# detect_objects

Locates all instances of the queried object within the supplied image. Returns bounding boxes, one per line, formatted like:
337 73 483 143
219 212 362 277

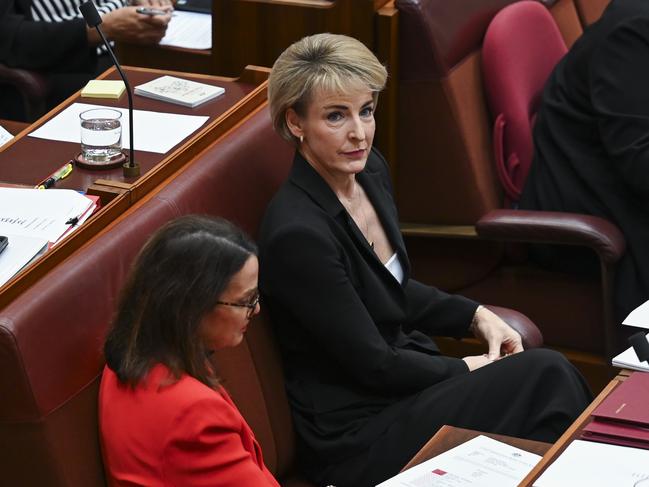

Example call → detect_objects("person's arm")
591 16 649 203
262 225 469 395
164 398 279 486
0 1 91 70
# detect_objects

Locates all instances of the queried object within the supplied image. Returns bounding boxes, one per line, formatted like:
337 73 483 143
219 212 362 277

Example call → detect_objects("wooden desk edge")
518 377 621 486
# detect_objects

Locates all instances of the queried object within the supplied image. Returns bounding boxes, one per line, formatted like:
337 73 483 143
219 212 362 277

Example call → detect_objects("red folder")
582 418 649 450
591 372 649 427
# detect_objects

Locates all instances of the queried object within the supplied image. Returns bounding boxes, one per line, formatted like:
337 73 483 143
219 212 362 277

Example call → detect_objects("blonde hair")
268 33 387 144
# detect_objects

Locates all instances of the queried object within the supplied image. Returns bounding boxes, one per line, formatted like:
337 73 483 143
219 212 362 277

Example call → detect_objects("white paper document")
0 234 48 287
534 440 649 487
0 188 93 242
376 435 541 487
612 333 649 371
28 102 209 154
623 300 649 329
160 11 211 50
0 124 14 147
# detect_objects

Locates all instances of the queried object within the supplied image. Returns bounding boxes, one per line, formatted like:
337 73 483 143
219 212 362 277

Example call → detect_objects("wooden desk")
519 372 625 486
401 371 631 484
0 65 269 309
401 425 551 472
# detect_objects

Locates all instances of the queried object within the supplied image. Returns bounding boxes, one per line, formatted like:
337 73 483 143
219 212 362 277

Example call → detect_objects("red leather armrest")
486 305 544 350
476 209 625 264
0 63 49 99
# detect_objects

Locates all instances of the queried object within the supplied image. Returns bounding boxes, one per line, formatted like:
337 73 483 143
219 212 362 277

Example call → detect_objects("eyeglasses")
216 293 260 320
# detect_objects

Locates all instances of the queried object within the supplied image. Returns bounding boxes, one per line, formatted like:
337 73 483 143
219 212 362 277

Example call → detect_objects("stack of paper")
0 234 48 287
0 188 98 286
134 76 225 108
28 102 209 154
376 435 541 487
80 80 126 100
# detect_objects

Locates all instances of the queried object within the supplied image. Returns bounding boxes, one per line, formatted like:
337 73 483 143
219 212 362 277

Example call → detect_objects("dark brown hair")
104 215 257 388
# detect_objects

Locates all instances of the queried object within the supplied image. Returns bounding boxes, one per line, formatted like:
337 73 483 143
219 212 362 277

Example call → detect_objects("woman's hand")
471 306 524 361
462 354 494 371
95 7 171 45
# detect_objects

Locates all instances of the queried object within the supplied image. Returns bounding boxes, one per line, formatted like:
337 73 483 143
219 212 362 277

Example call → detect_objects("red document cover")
582 419 649 449
591 372 649 426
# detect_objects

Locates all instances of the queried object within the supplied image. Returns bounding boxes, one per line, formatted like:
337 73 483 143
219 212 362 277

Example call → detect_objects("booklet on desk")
134 76 224 108
0 188 98 286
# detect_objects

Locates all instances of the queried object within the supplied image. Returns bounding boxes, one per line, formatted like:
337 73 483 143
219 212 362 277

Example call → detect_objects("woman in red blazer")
99 215 279 487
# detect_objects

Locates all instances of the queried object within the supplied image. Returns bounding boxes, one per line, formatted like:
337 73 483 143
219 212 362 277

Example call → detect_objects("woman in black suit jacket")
259 33 591 487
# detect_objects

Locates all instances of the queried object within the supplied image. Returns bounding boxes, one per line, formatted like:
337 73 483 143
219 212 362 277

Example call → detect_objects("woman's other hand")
471 306 524 361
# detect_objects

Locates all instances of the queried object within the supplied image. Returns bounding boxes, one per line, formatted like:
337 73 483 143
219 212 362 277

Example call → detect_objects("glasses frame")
216 294 260 320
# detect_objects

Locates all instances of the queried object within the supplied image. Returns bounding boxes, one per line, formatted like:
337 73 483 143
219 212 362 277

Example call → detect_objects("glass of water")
79 108 123 163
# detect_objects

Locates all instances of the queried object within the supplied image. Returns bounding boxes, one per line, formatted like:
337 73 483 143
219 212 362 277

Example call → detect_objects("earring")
299 135 304 144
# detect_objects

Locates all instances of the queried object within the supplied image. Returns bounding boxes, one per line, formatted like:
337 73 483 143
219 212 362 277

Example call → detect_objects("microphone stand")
79 1 140 178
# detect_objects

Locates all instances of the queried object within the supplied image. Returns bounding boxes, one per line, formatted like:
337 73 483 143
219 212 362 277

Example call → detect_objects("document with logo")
376 435 541 487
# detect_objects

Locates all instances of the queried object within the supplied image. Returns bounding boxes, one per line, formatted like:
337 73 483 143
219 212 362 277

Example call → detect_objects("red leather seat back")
483 0 567 203
0 201 177 486
0 105 297 485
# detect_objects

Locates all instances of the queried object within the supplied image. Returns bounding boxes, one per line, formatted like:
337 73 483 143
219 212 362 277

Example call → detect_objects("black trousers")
315 349 592 487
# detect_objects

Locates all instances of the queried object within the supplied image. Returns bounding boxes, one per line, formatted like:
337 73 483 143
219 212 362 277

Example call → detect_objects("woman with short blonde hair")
260 34 590 487
269 33 387 144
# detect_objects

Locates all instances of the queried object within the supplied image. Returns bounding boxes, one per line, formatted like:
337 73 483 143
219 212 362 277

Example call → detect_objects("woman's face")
287 84 376 180
198 255 259 351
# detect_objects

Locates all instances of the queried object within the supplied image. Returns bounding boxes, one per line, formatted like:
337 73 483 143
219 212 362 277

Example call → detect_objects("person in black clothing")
259 33 591 487
521 0 649 322
0 0 170 118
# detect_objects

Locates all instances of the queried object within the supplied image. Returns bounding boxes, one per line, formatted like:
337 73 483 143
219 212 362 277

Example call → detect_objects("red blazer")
99 364 280 487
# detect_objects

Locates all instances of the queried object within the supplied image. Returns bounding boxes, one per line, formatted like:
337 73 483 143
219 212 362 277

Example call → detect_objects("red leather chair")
483 0 568 204
0 63 50 122
394 0 622 389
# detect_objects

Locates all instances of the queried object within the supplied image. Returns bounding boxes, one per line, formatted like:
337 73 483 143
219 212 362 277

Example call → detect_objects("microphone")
79 1 139 177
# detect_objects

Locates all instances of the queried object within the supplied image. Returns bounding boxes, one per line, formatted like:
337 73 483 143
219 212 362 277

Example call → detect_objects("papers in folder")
0 188 97 286
28 103 209 154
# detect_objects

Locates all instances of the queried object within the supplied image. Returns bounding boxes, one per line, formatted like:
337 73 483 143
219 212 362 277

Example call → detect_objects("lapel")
288 149 411 284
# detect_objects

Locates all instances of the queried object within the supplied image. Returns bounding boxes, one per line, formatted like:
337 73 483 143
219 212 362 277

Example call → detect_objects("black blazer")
259 148 478 462
0 0 93 71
